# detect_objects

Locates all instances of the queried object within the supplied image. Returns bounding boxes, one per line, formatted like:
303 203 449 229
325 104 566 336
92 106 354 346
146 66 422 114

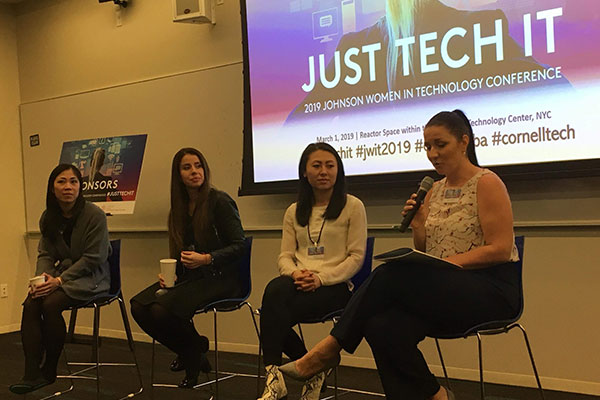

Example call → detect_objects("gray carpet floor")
1 332 596 400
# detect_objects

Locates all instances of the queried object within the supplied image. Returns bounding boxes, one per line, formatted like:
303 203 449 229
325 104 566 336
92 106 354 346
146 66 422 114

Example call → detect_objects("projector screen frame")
238 0 600 196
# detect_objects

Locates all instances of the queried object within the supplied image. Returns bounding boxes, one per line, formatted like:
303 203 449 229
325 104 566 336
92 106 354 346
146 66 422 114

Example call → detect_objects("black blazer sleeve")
210 191 245 268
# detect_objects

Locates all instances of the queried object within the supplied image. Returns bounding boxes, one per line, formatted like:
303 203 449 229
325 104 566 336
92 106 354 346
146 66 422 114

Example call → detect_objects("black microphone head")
419 176 434 192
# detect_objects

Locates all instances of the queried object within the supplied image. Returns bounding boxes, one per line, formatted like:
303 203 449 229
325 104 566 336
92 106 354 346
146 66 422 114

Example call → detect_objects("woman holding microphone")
10 164 111 394
130 148 245 388
281 110 521 400
258 142 367 400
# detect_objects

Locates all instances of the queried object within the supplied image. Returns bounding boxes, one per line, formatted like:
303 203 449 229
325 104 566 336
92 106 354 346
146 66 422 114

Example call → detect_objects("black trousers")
21 289 82 380
330 262 519 400
260 276 352 366
130 274 242 376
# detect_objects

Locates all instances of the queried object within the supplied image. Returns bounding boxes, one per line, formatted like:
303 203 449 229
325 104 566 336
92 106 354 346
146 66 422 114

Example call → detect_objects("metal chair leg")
256 337 262 397
476 332 485 400
66 309 78 343
117 296 144 399
334 366 338 399
151 339 156 398
214 308 219 399
516 324 545 400
93 305 101 400
435 338 452 391
244 303 262 397
297 323 305 344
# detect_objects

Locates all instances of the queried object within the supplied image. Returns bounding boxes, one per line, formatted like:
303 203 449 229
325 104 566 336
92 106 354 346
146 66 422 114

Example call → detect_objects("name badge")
443 188 461 203
308 246 325 256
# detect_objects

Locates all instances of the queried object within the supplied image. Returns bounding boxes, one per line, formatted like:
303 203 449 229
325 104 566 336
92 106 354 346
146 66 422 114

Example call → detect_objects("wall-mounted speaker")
172 0 216 24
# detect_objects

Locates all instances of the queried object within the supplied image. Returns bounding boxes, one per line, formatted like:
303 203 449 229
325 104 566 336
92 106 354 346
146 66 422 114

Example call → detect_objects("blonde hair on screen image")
385 0 426 89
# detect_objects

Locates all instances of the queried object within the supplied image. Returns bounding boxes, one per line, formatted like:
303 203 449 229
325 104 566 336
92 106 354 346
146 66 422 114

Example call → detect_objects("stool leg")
297 323 305 345
117 295 144 398
256 336 262 397
476 332 485 400
334 366 338 399
67 309 77 343
151 339 156 399
435 338 452 391
213 309 219 399
245 303 261 397
93 305 101 400
516 324 545 400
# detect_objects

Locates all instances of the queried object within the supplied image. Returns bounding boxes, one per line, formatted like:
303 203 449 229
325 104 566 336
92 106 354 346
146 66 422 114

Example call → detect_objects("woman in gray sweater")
10 164 110 395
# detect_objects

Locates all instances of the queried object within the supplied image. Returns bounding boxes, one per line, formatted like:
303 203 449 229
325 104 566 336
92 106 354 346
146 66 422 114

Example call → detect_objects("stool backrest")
350 236 375 292
513 235 525 320
107 239 122 296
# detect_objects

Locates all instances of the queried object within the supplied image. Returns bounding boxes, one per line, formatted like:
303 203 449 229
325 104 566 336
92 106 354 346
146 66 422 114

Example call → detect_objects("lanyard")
307 217 326 247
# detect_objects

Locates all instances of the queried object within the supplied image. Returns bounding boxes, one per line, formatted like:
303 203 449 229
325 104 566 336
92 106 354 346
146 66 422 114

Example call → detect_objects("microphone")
399 176 434 233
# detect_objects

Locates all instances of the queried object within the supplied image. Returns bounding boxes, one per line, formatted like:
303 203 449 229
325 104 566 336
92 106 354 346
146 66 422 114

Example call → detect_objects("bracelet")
57 277 63 285
207 254 214 266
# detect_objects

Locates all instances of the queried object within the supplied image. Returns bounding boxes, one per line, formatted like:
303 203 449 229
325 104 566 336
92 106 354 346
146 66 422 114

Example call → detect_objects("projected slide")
244 0 600 183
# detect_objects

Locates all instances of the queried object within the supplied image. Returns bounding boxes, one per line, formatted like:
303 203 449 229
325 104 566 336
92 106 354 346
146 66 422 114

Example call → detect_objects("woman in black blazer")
10 164 111 395
130 147 245 388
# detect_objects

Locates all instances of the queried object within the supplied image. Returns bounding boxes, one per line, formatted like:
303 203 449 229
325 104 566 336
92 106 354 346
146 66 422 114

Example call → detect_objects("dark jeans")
260 275 352 366
331 262 519 400
21 289 81 380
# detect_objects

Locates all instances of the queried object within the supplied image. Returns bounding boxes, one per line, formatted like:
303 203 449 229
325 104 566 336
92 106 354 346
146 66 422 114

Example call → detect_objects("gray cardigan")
36 201 111 301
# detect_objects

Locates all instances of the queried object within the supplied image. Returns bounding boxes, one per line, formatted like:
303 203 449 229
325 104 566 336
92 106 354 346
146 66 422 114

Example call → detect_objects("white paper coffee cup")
29 275 46 289
160 259 177 288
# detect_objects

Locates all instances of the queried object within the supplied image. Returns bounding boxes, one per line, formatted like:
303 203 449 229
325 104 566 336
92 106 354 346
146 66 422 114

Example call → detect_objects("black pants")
130 273 242 376
260 276 352 366
130 300 210 377
330 262 519 400
20 289 81 380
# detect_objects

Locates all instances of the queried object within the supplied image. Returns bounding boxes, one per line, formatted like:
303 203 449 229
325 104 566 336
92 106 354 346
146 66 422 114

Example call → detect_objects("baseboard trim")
0 324 21 334
16 326 599 397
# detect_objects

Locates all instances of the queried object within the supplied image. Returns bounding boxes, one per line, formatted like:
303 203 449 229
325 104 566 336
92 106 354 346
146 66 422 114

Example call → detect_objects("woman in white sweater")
258 142 367 400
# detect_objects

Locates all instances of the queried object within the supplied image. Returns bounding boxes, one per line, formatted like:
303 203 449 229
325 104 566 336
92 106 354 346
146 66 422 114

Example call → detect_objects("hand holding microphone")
399 176 434 232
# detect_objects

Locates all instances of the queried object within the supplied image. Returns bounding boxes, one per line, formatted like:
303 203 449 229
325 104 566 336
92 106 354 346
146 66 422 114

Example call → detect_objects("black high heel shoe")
178 375 198 389
171 352 211 373
170 356 185 372
177 352 212 389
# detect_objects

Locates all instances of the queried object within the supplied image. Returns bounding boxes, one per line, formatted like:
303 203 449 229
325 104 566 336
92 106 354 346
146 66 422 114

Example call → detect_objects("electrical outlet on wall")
0 284 7 298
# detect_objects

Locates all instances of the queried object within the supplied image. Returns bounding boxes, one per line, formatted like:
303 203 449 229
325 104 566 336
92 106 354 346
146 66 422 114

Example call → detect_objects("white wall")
0 4 30 334
9 0 600 396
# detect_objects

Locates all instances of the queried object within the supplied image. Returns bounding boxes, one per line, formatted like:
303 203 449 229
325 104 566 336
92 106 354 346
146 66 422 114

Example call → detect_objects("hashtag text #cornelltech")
491 125 575 146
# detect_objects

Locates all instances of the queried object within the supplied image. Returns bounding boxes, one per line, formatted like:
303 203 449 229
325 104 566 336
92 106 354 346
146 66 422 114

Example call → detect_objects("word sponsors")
303 67 561 114
82 180 118 190
336 124 576 161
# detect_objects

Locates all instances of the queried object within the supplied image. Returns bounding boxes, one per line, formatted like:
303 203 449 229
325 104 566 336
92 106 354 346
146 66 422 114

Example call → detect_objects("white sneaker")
299 371 326 400
258 365 288 400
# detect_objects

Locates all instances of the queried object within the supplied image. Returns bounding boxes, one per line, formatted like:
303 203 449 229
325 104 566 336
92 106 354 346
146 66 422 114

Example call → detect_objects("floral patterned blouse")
425 168 519 262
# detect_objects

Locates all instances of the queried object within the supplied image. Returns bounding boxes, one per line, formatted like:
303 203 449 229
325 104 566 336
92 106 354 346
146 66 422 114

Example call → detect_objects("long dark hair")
296 142 347 227
41 164 86 240
426 109 479 167
168 148 212 257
